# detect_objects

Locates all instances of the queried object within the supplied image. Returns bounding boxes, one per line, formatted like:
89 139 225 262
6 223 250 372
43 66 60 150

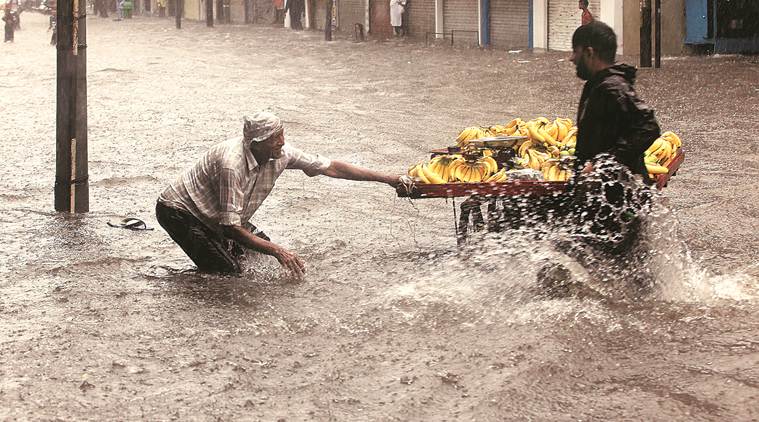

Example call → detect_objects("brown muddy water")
1 12 758 421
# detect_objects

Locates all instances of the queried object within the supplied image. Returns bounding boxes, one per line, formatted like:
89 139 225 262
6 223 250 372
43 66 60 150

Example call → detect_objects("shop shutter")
489 0 528 49
547 0 599 51
407 0 435 38
339 0 365 31
443 0 479 46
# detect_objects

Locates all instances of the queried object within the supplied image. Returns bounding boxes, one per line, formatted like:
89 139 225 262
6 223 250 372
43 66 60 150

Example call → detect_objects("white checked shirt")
159 137 331 232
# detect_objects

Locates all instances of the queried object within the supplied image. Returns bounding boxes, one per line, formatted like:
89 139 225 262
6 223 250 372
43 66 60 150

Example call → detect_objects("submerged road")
1 12 758 420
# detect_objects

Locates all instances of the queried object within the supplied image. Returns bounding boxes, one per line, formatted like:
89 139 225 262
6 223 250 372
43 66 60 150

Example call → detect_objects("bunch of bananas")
507 117 577 174
541 160 572 182
513 117 577 157
455 127 490 146
407 148 500 184
644 131 681 176
446 117 682 183
455 118 525 147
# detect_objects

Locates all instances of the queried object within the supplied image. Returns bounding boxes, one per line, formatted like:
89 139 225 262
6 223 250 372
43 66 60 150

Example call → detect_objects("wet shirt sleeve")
284 145 332 177
218 167 245 226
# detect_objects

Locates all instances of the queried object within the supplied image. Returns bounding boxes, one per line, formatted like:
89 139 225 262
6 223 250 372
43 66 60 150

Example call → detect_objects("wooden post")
640 0 652 67
206 0 213 26
55 0 89 213
175 0 181 28
324 0 332 41
654 0 661 68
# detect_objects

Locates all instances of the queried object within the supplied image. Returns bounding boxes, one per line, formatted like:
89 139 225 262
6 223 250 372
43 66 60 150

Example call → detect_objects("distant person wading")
579 0 594 25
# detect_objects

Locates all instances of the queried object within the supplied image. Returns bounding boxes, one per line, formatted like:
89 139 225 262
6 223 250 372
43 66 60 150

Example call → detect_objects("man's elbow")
221 224 243 240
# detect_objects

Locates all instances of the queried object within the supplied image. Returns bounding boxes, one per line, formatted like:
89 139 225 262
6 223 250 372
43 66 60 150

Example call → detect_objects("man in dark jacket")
535 21 661 297
571 20 660 179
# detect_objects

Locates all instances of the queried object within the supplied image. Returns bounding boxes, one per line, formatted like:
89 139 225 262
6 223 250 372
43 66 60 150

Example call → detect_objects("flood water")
1 13 759 420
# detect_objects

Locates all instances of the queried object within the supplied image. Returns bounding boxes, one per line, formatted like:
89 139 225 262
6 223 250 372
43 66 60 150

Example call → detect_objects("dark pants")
155 202 269 274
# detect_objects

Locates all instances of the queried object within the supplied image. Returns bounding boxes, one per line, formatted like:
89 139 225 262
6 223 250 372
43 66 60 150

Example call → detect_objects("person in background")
389 0 406 36
272 0 284 26
48 12 56 45
284 0 303 30
114 0 123 20
156 112 402 276
3 6 14 42
579 0 593 26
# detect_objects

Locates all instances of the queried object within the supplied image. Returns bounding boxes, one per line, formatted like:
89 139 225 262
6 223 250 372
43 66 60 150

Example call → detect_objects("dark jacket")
575 63 660 178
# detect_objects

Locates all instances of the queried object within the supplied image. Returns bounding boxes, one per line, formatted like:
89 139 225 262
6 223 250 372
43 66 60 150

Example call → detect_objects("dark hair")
572 20 617 63
579 0 589 7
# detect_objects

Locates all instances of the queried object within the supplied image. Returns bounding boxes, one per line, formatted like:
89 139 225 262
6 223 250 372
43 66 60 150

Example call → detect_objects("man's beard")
575 58 592 80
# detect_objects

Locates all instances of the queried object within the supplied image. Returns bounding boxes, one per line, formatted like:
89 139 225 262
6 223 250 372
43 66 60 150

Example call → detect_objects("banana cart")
396 137 685 244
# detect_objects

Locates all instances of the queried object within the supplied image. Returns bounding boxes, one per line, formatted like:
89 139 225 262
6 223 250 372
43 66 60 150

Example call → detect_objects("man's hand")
385 175 406 188
273 246 306 279
582 162 594 174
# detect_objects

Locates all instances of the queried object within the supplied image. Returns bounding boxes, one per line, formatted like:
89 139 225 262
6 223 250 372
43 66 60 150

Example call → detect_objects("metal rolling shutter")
490 0 529 49
407 0 435 38
547 0 599 51
230 0 244 22
339 0 365 31
444 0 479 45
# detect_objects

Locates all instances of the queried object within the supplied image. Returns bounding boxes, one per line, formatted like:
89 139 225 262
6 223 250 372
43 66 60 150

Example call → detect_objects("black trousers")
155 202 269 273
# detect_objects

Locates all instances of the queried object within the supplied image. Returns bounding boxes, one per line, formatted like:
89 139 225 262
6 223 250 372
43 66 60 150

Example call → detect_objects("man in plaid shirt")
156 111 401 277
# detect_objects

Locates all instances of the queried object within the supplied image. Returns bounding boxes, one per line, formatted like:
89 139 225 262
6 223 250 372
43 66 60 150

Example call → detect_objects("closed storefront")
252 0 275 23
407 0 435 38
444 0 478 45
490 0 529 49
229 0 246 22
370 0 393 37
548 0 599 51
339 0 365 31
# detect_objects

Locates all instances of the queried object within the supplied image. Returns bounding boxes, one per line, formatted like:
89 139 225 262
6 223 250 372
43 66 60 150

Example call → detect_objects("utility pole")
324 0 332 41
640 0 652 67
55 0 89 213
175 0 182 28
206 0 213 26
654 0 661 68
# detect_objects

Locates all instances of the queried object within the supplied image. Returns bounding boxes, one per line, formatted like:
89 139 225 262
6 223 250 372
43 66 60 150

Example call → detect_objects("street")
1 12 759 420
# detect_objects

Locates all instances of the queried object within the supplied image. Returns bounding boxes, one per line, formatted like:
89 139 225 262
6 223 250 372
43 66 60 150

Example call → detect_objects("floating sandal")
107 217 154 231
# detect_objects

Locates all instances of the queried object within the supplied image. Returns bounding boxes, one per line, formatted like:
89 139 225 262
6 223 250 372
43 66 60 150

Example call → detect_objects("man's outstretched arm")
321 160 401 187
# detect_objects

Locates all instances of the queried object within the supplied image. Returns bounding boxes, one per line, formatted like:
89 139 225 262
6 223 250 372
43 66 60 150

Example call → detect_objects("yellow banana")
661 131 682 148
505 118 523 129
517 139 533 157
525 122 546 143
481 156 498 174
421 164 446 184
415 164 430 183
646 163 669 175
548 164 561 181
555 119 568 141
645 138 665 156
